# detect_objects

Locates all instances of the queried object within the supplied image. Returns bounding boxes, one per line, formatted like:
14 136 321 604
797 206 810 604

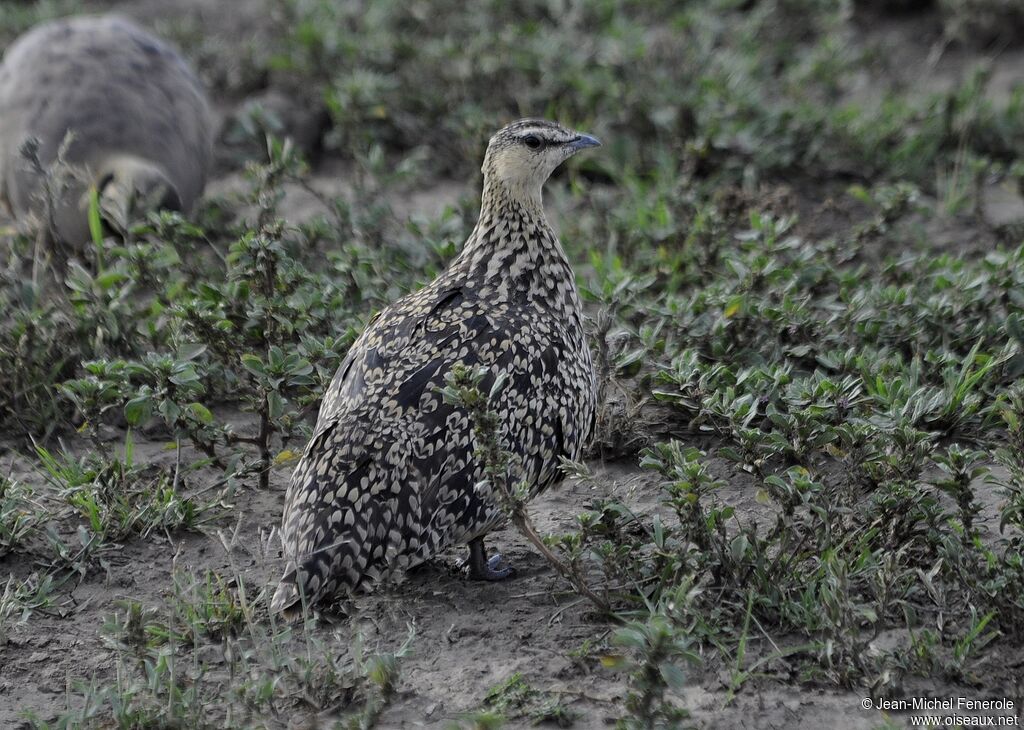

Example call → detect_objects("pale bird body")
0 15 212 244
272 119 600 614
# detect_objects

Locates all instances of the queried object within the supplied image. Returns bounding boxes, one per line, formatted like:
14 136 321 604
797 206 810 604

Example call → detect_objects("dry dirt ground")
2 1 1024 729
0 438 913 730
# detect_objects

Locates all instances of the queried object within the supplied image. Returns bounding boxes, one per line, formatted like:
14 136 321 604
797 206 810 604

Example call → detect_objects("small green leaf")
161 398 181 424
169 366 200 385
600 654 626 669
267 391 284 420
95 271 128 290
187 402 214 425
660 661 687 690
124 396 152 425
178 343 208 361
730 533 749 562
241 354 267 376
274 449 300 466
612 627 647 650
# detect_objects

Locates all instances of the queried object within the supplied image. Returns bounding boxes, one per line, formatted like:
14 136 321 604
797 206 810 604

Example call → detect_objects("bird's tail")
270 566 309 620
271 499 390 617
270 533 356 618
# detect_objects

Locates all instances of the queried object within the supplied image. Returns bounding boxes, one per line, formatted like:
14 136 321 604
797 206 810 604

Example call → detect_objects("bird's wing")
284 283 513 559
313 284 479 427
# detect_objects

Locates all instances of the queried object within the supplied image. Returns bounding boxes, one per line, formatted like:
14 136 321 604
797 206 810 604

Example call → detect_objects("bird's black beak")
569 133 601 151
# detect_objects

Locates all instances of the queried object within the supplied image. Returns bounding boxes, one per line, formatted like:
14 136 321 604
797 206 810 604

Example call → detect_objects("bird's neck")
453 176 582 319
460 176 553 267
479 173 543 213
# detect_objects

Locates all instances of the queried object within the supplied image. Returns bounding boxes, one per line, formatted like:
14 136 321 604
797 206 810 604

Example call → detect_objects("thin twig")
510 511 611 614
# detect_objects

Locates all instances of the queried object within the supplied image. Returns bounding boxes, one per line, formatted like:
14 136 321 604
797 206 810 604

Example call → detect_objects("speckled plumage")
0 15 212 244
272 120 600 614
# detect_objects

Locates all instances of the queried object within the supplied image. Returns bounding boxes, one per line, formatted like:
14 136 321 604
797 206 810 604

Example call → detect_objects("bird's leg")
467 536 514 580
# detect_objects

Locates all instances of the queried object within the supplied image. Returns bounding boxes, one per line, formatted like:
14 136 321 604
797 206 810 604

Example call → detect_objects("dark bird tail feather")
272 493 389 616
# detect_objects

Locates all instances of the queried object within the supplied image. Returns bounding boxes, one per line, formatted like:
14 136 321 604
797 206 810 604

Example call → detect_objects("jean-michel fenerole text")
871 698 1015 712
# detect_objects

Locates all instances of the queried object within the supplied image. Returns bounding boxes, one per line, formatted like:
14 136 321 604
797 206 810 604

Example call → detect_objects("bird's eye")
523 134 543 150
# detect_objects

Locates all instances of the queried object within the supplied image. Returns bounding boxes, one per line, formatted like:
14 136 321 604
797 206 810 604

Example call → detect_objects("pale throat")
479 171 545 216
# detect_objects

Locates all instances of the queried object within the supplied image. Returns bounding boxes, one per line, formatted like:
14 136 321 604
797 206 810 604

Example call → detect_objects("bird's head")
481 119 600 203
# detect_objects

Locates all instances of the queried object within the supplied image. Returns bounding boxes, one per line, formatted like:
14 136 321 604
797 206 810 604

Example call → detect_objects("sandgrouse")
0 15 212 245
272 119 600 614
